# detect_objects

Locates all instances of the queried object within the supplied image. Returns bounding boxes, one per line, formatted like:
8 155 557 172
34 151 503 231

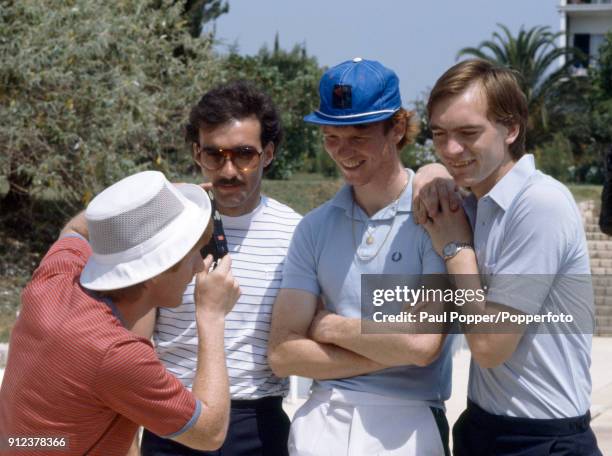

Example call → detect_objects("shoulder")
43 235 92 268
24 236 92 298
261 195 303 228
511 173 580 226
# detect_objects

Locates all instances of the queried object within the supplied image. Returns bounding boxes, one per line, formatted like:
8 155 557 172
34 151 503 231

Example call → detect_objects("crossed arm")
267 288 448 380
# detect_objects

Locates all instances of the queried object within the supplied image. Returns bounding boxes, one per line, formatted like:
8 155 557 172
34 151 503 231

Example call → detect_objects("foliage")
180 0 229 37
0 0 220 214
544 32 612 183
457 24 583 149
218 39 324 179
316 148 339 178
400 140 438 171
534 133 574 182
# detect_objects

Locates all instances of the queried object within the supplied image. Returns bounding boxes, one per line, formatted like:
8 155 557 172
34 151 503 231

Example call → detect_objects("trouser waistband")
466 399 591 437
231 396 284 409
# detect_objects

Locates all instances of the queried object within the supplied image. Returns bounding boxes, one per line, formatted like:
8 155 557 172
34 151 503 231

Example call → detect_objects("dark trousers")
453 399 602 456
142 397 290 456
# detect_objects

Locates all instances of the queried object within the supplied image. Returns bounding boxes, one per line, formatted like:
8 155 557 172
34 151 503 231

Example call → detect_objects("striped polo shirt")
154 195 301 399
0 237 199 456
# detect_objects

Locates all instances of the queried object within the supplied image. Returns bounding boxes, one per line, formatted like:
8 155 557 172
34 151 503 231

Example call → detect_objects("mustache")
214 178 244 186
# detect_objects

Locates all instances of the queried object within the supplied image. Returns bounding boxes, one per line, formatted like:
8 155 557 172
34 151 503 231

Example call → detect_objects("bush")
401 140 438 171
534 133 574 182
217 43 324 179
0 0 220 214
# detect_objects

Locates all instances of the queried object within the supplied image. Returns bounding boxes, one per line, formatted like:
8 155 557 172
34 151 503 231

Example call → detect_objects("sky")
214 0 561 106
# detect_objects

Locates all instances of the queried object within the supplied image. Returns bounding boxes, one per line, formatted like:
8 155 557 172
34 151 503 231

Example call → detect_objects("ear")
192 143 203 171
262 142 275 168
391 116 407 147
505 123 520 146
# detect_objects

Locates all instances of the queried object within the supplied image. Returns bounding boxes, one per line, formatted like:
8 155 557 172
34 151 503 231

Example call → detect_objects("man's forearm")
59 210 88 239
445 250 523 367
269 332 387 380
320 317 445 367
191 316 230 441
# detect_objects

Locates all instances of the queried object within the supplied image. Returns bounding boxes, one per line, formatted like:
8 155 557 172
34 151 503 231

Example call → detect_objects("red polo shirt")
0 237 200 455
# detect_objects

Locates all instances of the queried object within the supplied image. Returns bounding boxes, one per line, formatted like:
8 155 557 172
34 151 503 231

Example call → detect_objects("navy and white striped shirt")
153 196 301 398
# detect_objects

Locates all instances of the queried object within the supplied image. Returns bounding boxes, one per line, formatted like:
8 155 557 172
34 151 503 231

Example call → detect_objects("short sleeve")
280 217 320 296
486 186 577 314
95 338 200 438
420 230 446 275
30 236 92 283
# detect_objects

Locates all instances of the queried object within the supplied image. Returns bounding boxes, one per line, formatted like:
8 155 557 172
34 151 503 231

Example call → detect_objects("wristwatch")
442 241 474 261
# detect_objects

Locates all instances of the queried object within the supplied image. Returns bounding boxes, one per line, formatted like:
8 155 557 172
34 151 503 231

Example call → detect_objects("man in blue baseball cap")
269 58 453 455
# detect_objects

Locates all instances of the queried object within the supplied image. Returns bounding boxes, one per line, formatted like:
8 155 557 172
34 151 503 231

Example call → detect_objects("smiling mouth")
449 159 476 169
341 159 366 170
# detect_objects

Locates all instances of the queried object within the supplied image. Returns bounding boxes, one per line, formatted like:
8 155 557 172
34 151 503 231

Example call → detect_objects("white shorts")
289 387 448 456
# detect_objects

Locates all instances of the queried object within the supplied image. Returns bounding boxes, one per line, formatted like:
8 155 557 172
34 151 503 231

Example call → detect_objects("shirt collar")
485 154 536 211
330 168 414 220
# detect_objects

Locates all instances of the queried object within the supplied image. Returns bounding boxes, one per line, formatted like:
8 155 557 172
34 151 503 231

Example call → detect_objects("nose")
334 139 354 158
218 155 240 178
445 136 465 157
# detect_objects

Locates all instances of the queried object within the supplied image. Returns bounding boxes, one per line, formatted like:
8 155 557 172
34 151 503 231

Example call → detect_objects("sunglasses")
196 144 263 171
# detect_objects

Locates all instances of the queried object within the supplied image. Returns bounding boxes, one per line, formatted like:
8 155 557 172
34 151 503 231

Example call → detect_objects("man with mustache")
140 80 302 456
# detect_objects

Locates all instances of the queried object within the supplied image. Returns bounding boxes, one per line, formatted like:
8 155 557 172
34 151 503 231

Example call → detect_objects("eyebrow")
430 124 482 131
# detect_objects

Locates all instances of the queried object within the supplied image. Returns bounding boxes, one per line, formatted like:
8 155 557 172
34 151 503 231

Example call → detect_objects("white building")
559 0 612 70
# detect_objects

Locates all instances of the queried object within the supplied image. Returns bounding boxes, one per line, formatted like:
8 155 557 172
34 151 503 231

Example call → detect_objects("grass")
0 176 604 343
567 184 602 205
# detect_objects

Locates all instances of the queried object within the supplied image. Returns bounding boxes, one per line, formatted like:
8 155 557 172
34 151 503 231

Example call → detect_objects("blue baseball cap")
304 57 402 126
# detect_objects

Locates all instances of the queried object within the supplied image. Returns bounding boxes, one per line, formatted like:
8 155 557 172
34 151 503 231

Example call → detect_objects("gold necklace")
351 177 410 262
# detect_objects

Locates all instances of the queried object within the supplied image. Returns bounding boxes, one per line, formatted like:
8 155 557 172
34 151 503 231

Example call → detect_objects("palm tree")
457 24 583 149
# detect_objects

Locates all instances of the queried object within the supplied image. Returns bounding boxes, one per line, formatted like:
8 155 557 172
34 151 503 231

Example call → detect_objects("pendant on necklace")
366 235 374 245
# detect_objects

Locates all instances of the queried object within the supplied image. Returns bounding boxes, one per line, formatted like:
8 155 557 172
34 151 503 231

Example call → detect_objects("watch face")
443 242 457 258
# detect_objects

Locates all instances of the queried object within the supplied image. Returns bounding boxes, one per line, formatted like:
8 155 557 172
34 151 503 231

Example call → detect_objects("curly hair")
185 80 283 168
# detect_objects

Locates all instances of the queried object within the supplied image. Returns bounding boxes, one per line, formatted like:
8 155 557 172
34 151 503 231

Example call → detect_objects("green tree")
180 0 229 37
457 24 582 149
547 31 612 182
218 40 324 179
0 0 221 213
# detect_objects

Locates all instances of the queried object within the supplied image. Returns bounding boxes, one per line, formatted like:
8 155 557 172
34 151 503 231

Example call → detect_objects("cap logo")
332 84 352 109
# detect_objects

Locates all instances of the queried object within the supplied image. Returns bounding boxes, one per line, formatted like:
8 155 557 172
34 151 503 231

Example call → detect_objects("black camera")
201 189 229 266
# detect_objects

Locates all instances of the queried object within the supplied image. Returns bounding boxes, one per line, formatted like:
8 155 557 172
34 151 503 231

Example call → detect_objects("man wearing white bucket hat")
0 171 240 455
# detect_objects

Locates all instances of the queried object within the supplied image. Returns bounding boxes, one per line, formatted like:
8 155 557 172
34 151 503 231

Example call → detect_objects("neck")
472 156 516 199
353 165 409 217
114 295 155 332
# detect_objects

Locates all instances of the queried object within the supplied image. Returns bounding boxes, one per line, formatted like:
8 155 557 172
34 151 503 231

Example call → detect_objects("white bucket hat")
80 170 212 291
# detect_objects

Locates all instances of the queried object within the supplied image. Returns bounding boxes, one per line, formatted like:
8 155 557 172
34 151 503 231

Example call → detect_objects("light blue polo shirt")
281 169 453 403
464 154 594 418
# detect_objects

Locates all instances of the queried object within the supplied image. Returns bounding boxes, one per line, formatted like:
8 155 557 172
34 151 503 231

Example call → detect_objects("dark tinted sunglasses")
196 144 262 171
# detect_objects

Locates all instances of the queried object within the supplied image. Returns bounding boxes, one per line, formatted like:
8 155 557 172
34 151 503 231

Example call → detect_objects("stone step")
595 315 612 330
595 305 612 317
587 233 612 241
595 317 612 336
595 296 612 307
590 250 612 260
588 241 612 252
585 223 602 232
590 267 612 275
590 259 612 268
595 327 612 336
593 286 612 295
592 276 612 287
